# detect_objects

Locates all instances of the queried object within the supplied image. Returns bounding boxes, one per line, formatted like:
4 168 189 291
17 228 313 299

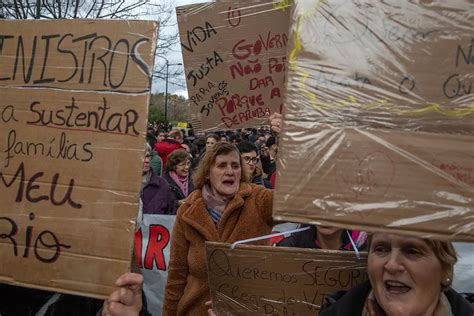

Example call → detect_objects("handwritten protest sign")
206 242 368 315
0 20 158 298
177 121 188 129
176 1 290 132
273 0 474 240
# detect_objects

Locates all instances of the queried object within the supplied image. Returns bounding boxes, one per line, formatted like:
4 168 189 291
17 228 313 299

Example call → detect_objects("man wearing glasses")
237 141 273 189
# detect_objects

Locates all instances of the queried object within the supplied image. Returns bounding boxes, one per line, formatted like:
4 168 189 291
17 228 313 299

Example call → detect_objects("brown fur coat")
163 182 274 315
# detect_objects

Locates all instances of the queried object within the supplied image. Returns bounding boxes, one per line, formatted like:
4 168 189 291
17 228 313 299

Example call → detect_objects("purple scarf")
169 171 188 197
201 184 229 217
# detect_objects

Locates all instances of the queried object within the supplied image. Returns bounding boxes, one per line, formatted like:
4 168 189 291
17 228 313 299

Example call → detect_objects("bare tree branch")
95 0 104 19
64 0 70 18
56 0 61 18
73 0 78 18
84 0 97 18
41 0 56 18
3 0 185 93
16 0 27 19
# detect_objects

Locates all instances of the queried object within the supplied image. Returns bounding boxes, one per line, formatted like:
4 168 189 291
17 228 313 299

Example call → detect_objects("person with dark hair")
205 133 219 150
248 128 257 143
163 150 194 204
146 127 157 149
237 140 272 189
260 135 278 188
255 133 266 148
154 129 183 170
191 134 220 171
219 134 229 143
155 129 167 143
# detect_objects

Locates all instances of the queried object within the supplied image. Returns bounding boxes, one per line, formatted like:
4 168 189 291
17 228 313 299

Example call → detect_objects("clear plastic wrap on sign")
206 242 368 315
176 1 290 132
273 0 474 241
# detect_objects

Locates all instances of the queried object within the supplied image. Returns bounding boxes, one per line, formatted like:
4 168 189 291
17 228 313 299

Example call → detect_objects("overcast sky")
151 0 205 98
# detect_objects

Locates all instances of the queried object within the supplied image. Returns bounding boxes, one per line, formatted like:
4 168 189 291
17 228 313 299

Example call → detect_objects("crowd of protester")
101 115 473 316
0 116 472 315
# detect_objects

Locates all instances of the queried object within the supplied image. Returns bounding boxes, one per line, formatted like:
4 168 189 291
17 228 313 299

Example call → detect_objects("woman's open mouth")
384 280 411 294
222 179 235 186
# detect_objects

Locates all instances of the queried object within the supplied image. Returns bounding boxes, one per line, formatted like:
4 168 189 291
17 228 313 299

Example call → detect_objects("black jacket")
0 284 102 316
0 283 152 316
163 170 194 201
142 172 179 215
319 280 474 316
260 154 276 176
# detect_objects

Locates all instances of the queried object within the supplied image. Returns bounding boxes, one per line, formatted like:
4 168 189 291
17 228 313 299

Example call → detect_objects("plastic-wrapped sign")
177 1 290 132
273 0 474 241
206 242 368 315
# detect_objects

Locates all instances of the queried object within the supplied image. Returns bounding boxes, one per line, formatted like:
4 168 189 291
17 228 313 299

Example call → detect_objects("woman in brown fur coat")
102 143 274 316
162 142 274 315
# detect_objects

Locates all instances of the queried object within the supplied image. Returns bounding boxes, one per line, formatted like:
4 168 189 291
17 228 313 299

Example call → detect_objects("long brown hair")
166 149 189 171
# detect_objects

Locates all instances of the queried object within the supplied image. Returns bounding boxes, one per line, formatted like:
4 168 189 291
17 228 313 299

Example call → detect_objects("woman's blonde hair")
425 239 457 289
192 142 250 190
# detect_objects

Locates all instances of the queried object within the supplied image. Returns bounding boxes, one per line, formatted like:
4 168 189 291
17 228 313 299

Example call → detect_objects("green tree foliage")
148 106 165 124
149 92 191 124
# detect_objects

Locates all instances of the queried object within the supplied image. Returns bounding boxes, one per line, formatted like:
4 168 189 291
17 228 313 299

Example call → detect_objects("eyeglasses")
242 156 259 164
177 161 191 167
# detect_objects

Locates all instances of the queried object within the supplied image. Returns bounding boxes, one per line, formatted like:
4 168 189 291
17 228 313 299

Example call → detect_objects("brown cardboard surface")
206 242 368 315
273 1 474 240
177 1 290 132
0 20 158 298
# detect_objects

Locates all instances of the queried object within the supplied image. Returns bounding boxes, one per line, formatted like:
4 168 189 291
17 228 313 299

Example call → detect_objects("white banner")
134 213 176 316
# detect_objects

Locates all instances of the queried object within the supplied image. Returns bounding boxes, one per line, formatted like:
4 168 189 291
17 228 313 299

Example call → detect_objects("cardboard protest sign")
135 213 176 316
273 0 474 241
176 1 290 132
206 242 367 315
177 121 188 129
0 20 158 298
